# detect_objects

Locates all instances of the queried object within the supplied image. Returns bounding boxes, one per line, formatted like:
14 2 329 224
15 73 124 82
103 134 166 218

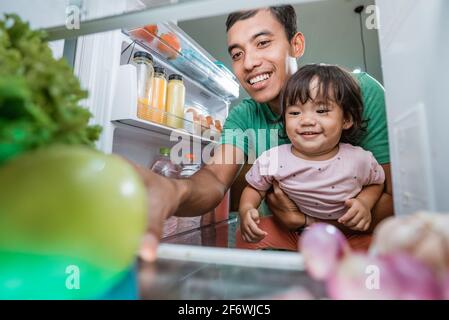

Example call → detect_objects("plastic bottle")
176 153 202 233
148 66 167 124
149 147 181 237
165 74 185 129
133 51 154 121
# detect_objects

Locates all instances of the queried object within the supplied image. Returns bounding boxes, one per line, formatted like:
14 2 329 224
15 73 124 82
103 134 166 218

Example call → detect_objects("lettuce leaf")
0 14 102 165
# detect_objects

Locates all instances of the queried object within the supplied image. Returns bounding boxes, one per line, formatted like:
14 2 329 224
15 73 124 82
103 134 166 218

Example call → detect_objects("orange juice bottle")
133 51 154 120
149 67 167 124
165 74 185 128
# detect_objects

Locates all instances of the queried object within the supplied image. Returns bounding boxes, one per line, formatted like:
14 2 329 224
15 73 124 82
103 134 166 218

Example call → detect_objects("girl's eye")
288 111 301 116
316 107 330 114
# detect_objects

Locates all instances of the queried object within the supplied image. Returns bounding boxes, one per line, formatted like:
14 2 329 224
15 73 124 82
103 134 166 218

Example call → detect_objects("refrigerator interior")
49 0 449 249
4 0 448 299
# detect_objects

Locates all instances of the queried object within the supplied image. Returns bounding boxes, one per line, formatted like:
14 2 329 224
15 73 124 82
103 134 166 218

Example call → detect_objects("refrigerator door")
377 0 449 215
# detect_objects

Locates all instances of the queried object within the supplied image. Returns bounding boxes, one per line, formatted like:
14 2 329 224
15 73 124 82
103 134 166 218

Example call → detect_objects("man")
138 5 393 260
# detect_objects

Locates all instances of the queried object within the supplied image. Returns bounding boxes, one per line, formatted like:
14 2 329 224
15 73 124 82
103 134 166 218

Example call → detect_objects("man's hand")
240 208 268 243
267 181 301 215
134 144 245 262
133 165 186 262
338 198 372 231
266 181 310 230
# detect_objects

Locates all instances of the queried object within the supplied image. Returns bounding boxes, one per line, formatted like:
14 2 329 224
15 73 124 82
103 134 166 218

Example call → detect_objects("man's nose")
243 50 262 71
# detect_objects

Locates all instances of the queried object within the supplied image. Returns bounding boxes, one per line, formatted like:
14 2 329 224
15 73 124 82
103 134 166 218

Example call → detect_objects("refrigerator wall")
377 0 449 215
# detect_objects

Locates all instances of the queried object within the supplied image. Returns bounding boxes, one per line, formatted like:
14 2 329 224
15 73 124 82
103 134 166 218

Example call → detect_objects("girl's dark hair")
279 64 367 145
226 5 297 41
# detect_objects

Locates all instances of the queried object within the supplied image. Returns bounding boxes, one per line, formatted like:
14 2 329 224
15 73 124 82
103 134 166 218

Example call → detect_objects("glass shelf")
125 22 239 100
112 107 221 146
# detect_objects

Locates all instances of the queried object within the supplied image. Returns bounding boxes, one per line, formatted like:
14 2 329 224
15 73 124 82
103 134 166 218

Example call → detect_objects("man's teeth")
249 73 270 85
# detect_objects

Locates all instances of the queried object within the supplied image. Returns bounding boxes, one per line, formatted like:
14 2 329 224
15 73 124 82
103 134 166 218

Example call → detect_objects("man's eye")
258 40 271 47
231 51 242 60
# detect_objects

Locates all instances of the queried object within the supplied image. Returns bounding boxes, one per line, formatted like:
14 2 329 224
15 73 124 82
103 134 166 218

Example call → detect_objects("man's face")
227 10 299 105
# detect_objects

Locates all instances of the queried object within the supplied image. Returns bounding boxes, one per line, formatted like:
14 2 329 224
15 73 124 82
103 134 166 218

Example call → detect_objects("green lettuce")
0 14 101 165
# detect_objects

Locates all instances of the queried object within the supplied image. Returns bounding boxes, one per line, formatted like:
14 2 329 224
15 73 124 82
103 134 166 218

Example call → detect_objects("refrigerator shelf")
112 118 220 146
124 21 239 101
111 64 222 146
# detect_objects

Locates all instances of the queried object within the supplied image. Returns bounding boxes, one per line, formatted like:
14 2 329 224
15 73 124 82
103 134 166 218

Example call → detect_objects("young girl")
238 64 385 247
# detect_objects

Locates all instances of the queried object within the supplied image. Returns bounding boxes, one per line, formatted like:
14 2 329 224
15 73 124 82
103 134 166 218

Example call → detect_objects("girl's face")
285 78 353 159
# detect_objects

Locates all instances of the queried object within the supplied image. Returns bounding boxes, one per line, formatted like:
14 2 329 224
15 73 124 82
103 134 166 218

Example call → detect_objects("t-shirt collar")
261 102 281 122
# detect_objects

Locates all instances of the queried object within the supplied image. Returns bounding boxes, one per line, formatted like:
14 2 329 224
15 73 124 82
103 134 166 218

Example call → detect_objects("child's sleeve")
363 151 386 185
245 152 274 191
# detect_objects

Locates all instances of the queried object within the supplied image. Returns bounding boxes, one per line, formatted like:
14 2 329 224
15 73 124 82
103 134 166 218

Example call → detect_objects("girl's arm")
239 185 268 242
239 185 266 215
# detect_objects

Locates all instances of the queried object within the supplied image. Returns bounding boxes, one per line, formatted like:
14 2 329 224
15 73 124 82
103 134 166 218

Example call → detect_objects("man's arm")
368 163 394 232
140 144 244 239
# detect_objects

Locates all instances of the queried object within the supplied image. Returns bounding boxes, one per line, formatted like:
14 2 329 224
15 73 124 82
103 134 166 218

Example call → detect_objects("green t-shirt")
220 72 390 165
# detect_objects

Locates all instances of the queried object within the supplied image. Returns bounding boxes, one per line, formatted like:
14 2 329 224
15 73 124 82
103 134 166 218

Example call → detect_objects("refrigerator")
2 0 449 299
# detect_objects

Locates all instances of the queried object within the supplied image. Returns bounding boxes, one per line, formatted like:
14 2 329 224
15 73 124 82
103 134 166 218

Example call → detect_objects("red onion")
381 253 441 300
327 252 441 299
299 223 349 280
441 273 449 300
327 253 398 299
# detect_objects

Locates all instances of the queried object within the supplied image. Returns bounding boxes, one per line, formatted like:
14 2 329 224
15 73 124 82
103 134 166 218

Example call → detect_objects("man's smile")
246 72 273 89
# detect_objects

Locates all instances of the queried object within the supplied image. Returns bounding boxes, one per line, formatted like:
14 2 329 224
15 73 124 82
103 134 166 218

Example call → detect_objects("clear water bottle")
150 147 180 178
176 153 202 234
149 147 181 237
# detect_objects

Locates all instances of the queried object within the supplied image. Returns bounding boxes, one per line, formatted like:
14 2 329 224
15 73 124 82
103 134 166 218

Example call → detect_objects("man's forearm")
356 184 384 210
173 162 243 217
369 192 394 231
172 167 228 217
273 209 307 231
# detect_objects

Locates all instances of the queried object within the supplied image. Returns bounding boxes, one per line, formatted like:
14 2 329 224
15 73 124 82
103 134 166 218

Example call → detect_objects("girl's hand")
240 208 268 243
338 198 372 232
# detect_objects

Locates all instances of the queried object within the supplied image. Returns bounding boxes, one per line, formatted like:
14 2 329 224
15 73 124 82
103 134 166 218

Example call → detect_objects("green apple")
0 145 147 299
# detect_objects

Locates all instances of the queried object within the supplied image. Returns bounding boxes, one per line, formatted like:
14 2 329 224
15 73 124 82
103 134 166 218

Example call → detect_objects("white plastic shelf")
113 118 220 146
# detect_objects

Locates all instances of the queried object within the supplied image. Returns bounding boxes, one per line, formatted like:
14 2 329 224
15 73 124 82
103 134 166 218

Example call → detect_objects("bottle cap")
133 51 153 63
169 74 183 81
159 147 170 156
154 66 166 75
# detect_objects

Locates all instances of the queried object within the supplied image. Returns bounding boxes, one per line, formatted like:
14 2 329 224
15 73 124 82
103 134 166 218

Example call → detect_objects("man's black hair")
226 5 297 41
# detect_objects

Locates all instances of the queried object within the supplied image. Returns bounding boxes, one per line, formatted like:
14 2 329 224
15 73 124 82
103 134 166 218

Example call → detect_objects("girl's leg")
235 216 373 251
236 216 298 251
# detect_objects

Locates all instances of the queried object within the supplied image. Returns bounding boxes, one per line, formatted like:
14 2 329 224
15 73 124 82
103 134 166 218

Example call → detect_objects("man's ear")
290 32 305 59
343 116 354 130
